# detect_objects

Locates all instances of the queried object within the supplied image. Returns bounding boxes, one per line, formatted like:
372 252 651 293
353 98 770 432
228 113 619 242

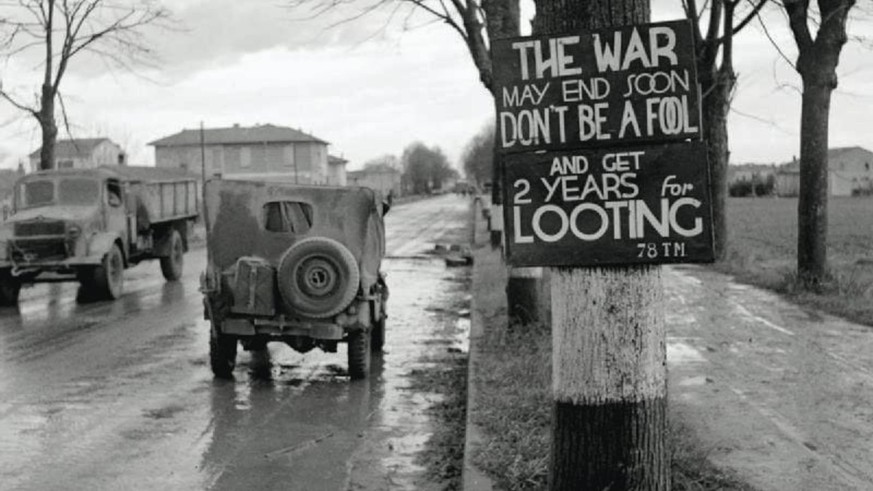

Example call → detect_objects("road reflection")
200 348 384 490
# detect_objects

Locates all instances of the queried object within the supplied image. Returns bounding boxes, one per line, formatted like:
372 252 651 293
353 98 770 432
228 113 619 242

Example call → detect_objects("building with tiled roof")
775 146 873 197
149 124 343 185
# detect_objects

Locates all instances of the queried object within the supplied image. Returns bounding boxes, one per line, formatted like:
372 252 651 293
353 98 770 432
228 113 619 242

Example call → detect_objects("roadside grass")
473 319 754 491
715 197 873 326
409 355 469 490
471 320 551 490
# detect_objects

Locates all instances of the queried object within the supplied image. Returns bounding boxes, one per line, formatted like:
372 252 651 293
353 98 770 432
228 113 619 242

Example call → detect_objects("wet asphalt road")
0 193 473 491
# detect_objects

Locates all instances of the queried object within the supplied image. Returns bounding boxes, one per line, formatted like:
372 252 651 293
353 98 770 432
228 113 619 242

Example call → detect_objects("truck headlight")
67 225 81 239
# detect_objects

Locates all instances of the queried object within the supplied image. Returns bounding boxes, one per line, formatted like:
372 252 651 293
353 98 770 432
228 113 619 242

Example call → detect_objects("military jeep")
200 178 388 379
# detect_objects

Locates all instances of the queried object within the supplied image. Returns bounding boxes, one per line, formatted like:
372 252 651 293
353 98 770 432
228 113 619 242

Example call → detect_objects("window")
262 201 313 234
58 160 74 169
59 179 100 206
284 144 295 167
106 180 123 207
20 180 54 207
241 147 251 168
211 148 223 174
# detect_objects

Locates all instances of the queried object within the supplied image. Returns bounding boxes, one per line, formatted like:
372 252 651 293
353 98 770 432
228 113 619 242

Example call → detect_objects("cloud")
150 0 416 77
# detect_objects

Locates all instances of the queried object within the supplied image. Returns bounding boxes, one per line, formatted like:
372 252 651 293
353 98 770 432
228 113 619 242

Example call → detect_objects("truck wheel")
210 322 237 379
371 315 385 352
347 329 371 380
0 270 21 306
92 244 124 300
160 229 184 281
277 237 360 318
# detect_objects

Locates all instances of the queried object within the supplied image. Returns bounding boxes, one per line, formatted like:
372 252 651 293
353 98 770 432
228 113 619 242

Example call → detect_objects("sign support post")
491 4 713 488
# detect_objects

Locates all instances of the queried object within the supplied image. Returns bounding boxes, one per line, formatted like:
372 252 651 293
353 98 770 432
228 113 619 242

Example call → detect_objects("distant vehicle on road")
0 166 199 305
200 178 389 380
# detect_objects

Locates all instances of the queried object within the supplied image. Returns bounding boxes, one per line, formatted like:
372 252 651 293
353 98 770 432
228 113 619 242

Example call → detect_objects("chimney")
233 123 240 128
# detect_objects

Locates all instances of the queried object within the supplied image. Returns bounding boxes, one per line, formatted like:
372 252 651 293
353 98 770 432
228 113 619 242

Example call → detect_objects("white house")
29 138 125 172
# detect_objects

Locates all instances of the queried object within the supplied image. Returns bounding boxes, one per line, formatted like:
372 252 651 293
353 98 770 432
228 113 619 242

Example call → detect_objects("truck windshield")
19 178 100 208
20 180 54 207
59 179 99 205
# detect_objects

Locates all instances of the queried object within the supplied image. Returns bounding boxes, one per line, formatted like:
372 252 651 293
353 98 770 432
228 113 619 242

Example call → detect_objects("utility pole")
199 121 206 181
492 1 711 488
200 121 210 237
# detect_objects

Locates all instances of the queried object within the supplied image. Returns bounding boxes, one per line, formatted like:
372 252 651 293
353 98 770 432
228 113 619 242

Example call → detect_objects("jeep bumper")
221 317 346 340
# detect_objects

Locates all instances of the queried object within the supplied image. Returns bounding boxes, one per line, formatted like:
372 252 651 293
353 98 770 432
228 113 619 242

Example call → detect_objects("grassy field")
717 196 873 326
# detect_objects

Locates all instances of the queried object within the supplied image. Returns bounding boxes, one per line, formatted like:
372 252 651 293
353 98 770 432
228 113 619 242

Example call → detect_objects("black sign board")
492 20 700 154
502 142 713 267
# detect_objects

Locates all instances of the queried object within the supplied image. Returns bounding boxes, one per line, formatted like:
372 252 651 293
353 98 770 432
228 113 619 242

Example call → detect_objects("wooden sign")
492 20 700 154
502 142 713 267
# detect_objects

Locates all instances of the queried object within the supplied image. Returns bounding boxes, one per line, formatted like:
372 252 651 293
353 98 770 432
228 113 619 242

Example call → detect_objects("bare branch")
732 0 767 34
56 89 75 141
756 7 797 70
730 105 795 135
683 0 704 49
0 85 37 116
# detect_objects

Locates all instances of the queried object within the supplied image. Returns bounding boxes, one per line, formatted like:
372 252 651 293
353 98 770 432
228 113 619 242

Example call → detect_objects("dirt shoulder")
666 264 873 490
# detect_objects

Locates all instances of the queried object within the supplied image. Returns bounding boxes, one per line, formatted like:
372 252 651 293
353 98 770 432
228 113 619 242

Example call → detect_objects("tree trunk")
700 69 734 261
532 0 669 488
797 78 832 288
550 266 667 490
38 83 57 171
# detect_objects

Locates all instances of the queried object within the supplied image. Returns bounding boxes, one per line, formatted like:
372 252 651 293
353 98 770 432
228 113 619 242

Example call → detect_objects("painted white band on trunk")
490 205 504 231
551 266 667 404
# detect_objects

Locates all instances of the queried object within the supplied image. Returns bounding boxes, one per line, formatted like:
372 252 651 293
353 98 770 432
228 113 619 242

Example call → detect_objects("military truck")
0 166 199 305
200 178 388 380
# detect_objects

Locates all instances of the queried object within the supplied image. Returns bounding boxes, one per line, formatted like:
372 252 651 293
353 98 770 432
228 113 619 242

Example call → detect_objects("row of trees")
443 0 860 289
363 142 459 195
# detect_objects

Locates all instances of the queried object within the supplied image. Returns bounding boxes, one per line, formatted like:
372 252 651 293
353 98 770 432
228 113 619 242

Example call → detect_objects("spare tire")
277 237 360 318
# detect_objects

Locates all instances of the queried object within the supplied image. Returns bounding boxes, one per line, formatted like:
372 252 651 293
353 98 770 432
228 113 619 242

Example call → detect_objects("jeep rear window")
263 201 312 234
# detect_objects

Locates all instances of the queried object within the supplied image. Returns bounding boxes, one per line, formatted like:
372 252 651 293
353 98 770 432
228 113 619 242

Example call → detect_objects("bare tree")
401 141 453 194
363 153 401 171
781 0 857 288
0 0 171 171
460 122 493 187
685 0 767 260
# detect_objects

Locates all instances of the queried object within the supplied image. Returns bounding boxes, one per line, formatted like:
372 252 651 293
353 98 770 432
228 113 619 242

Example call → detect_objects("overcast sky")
1 0 872 171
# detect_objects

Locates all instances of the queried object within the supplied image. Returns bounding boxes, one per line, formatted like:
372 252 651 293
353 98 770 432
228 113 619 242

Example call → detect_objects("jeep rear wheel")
347 329 371 380
0 270 21 306
160 229 184 281
277 237 360 319
210 322 237 379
